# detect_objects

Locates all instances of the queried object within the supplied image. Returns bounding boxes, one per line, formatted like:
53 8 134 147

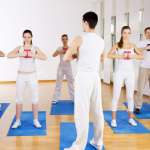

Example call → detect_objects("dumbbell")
63 48 68 54
147 44 150 51
124 51 131 60
24 49 31 58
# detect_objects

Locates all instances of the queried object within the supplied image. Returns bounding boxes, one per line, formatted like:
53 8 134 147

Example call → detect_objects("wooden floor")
0 81 150 150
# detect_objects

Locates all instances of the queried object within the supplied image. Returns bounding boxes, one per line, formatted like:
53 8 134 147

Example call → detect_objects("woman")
0 51 5 111
107 26 144 127
7 30 47 128
52 34 74 104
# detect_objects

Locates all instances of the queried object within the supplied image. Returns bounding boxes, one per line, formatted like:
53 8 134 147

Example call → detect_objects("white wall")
0 0 95 81
103 0 112 84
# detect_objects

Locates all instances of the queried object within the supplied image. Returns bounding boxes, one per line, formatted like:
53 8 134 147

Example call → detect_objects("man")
63 12 105 150
0 51 5 111
135 27 150 114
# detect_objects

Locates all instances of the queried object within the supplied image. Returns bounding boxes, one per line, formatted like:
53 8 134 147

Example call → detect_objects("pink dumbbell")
127 51 131 60
63 48 68 54
124 51 128 60
24 49 31 58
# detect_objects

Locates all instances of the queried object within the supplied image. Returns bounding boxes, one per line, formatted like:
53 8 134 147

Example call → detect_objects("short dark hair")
145 27 150 33
62 34 68 39
83 12 98 29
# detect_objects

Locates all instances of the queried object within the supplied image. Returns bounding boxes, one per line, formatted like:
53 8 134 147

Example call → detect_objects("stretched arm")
101 48 105 62
138 45 150 52
7 46 26 58
0 51 5 57
63 36 83 62
28 46 47 60
107 43 126 59
128 44 145 59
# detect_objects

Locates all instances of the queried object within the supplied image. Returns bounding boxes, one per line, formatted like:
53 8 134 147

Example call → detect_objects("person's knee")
30 98 38 104
16 98 24 104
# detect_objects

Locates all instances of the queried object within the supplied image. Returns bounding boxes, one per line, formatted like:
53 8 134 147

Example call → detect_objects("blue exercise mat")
50 100 74 115
7 111 47 136
123 102 150 119
103 110 150 134
0 103 10 118
60 122 105 150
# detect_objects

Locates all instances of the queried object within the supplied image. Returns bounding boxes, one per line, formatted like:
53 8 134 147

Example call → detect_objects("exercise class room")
0 0 150 150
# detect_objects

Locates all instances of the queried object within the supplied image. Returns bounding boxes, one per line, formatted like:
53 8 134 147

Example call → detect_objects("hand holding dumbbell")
123 51 128 59
146 44 150 51
24 49 31 58
127 51 132 59
63 48 68 54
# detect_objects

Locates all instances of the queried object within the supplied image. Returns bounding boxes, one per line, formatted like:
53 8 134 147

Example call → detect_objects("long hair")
118 26 131 49
22 30 33 45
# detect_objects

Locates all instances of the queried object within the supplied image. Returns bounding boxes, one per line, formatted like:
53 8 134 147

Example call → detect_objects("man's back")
77 33 104 72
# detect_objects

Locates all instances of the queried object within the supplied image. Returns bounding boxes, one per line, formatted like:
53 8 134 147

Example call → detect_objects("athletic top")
18 45 36 72
137 40 150 68
57 47 71 69
77 33 104 72
116 44 134 75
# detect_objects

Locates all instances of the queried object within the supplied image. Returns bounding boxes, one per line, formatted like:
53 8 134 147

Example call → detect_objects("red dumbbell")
63 48 68 54
127 51 131 60
124 51 128 60
24 49 31 58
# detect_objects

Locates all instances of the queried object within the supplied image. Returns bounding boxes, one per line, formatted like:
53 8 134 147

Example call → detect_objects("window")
110 16 116 73
139 8 144 40
124 12 129 26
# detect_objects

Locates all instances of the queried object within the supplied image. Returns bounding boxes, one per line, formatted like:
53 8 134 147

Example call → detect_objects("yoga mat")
50 100 74 115
7 111 47 136
103 110 150 134
0 103 10 118
60 122 105 150
123 102 150 119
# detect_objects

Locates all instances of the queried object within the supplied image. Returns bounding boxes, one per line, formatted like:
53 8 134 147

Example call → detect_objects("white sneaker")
34 120 42 128
52 100 57 104
12 121 21 129
90 141 103 150
111 120 117 127
129 119 137 126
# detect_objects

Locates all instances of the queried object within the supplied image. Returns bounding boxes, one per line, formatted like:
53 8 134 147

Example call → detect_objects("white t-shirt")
57 47 71 69
77 33 104 72
137 40 150 68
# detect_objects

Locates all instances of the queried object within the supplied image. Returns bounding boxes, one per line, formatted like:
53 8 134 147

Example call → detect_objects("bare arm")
28 47 47 60
0 51 5 57
7 46 26 58
128 44 145 59
138 45 150 52
101 48 105 62
53 49 66 57
63 36 83 62
107 43 126 59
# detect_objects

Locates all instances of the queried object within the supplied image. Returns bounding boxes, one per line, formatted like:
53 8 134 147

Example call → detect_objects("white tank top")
57 46 71 69
18 45 36 72
116 44 134 75
77 33 104 72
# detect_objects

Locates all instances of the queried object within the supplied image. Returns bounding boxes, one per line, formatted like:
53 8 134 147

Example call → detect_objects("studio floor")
0 81 150 150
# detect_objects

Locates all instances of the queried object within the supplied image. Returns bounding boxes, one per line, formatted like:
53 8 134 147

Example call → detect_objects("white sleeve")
57 47 62 52
137 41 143 48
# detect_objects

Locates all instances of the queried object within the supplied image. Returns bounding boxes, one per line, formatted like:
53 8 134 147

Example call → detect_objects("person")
107 26 144 127
0 51 5 111
135 27 150 114
7 30 47 128
52 35 74 104
63 11 105 150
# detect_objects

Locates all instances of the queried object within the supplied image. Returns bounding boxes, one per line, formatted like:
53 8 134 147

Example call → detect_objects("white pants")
16 73 38 104
53 67 74 102
112 72 135 112
71 71 104 150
